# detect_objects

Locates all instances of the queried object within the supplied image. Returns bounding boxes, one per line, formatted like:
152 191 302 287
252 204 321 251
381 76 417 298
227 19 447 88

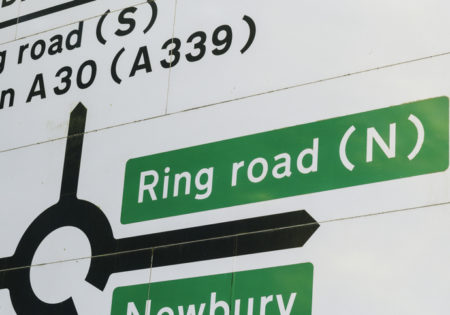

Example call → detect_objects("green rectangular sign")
111 263 314 315
122 97 449 224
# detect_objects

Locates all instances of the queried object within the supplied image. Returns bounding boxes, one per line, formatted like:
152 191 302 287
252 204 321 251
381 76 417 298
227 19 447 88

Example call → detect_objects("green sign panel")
122 97 449 224
111 263 314 315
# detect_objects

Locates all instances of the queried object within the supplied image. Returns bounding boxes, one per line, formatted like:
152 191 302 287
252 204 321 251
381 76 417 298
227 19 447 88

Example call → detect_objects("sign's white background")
0 1 449 314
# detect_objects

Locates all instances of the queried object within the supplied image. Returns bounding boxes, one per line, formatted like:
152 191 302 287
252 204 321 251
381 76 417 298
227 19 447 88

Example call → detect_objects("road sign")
1 1 450 315
122 97 448 223
112 264 314 315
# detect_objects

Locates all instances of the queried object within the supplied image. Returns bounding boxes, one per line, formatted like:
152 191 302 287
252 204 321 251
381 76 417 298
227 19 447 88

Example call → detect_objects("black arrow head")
68 103 87 136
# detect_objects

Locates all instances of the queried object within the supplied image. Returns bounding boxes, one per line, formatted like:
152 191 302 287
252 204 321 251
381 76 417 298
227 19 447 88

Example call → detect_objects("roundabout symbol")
0 104 319 315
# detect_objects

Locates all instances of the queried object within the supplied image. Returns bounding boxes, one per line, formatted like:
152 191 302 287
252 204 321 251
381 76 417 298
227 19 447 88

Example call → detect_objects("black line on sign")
60 103 86 198
0 0 96 30
116 210 319 253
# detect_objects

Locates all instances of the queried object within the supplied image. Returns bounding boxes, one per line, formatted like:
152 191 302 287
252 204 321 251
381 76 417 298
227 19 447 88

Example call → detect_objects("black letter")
48 35 64 55
130 46 152 77
115 7 137 36
0 50 6 74
26 74 46 103
0 88 14 109
31 40 46 60
66 22 84 50
17 44 29 64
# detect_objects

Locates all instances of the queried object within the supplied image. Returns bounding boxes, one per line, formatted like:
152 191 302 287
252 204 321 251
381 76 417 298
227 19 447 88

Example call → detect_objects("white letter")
247 298 254 315
195 168 214 200
145 300 152 315
366 123 396 162
272 153 292 179
247 157 268 183
276 293 296 315
178 304 205 315
174 172 191 197
157 307 174 315
297 138 319 174
231 161 245 187
139 170 159 203
235 298 254 315
234 299 241 315
260 295 273 315
163 167 170 199
127 302 140 315
210 292 229 315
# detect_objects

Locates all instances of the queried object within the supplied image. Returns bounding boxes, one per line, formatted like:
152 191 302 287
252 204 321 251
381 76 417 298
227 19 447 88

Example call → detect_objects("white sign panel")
0 1 449 315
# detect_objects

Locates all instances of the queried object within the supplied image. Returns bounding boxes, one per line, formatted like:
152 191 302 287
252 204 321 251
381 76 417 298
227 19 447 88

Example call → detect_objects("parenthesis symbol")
408 114 424 160
144 0 158 34
241 15 256 54
96 9 110 45
340 125 356 171
111 48 125 84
